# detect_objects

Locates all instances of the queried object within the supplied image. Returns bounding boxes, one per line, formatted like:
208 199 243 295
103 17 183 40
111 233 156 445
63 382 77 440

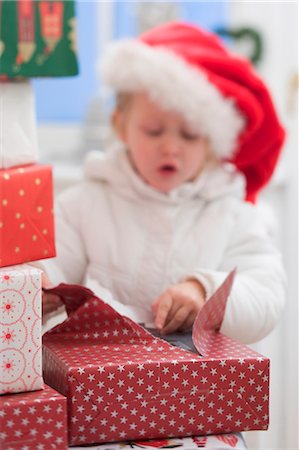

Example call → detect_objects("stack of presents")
1 2 269 450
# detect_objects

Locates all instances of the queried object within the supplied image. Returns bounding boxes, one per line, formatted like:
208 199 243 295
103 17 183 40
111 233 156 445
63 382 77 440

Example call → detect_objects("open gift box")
43 271 269 446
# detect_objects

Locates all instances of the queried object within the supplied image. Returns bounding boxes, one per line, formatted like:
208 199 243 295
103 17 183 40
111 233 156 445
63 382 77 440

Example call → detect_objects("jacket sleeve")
186 202 286 344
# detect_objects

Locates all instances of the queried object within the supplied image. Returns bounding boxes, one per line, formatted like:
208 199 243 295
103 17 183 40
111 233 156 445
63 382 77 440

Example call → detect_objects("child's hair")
110 92 132 132
115 92 132 112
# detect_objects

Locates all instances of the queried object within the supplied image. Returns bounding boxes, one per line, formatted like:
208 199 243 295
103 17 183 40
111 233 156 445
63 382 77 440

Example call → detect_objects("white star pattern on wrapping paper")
21 418 29 426
43 431 53 439
171 387 179 396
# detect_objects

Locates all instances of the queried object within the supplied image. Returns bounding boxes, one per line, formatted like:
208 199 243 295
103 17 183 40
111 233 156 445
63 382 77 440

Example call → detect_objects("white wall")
229 2 298 449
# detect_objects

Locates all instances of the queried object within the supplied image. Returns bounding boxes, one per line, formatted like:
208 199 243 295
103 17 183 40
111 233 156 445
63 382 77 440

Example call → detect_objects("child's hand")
152 280 206 334
41 272 62 315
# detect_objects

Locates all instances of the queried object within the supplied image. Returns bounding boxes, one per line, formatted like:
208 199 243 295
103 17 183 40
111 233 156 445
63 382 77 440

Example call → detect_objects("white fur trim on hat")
100 40 245 158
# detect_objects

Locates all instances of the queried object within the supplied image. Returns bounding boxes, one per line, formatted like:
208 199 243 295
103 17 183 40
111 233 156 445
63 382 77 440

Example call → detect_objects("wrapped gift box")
0 265 43 394
0 0 78 78
0 383 68 449
71 433 248 450
43 272 270 446
0 80 38 169
0 164 56 267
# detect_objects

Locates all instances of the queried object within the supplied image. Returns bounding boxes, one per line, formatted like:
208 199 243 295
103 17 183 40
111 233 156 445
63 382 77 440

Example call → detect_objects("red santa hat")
101 22 285 202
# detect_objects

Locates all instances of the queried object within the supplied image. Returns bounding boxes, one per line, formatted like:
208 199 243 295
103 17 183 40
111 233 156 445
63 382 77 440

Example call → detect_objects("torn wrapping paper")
43 271 269 446
0 383 68 449
0 80 38 169
0 265 43 394
0 164 56 267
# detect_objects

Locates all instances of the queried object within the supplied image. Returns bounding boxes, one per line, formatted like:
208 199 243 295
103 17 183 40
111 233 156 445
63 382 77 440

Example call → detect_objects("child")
42 22 286 344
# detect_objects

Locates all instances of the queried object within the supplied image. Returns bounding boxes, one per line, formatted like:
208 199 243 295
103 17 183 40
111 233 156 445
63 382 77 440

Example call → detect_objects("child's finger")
154 293 173 331
179 312 197 332
42 298 62 315
151 298 159 315
41 271 54 289
161 305 190 334
42 292 62 315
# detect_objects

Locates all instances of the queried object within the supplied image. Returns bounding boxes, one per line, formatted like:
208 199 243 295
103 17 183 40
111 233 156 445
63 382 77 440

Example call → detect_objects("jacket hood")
84 142 246 204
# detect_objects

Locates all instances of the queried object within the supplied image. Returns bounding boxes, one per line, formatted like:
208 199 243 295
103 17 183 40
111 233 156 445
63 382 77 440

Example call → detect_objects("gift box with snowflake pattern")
0 265 43 394
43 272 269 446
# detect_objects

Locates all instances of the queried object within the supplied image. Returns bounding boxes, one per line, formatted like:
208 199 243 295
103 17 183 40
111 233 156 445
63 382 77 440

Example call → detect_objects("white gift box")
0 80 39 168
71 433 248 449
0 264 43 394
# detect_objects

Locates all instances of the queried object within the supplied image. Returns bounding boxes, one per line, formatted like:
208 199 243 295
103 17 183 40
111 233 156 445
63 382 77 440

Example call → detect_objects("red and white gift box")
43 272 269 446
0 80 39 169
0 265 43 394
0 383 68 449
71 433 248 450
0 164 56 267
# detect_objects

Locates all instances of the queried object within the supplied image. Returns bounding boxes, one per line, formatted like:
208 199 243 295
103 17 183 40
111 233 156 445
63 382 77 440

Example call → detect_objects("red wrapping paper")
43 272 269 446
0 383 68 449
0 164 56 267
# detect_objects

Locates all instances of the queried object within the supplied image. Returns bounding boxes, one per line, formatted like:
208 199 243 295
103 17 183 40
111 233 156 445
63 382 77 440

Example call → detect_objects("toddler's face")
115 92 212 193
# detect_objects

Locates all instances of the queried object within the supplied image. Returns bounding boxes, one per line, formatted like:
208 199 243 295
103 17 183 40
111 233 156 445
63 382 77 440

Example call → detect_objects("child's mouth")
159 164 177 174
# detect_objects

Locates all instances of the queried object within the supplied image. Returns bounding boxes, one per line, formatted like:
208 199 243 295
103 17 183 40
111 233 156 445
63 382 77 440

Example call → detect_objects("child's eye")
180 130 200 141
145 128 163 137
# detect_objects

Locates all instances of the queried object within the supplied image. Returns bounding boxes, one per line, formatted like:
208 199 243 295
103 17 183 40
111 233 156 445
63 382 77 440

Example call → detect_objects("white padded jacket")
43 144 286 344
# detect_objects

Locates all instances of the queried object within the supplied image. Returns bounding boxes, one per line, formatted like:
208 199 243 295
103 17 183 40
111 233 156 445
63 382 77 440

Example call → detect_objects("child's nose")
160 134 182 156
